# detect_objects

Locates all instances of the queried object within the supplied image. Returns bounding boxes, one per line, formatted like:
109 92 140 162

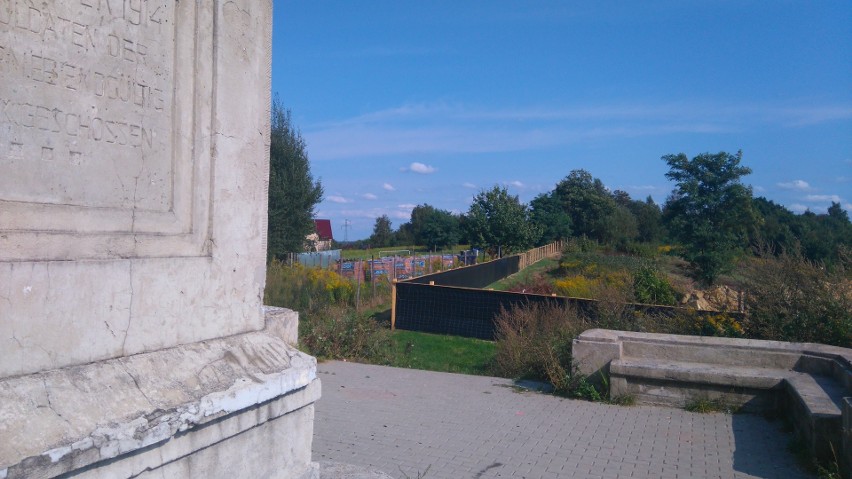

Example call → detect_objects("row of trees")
365 151 850 284
263 101 849 284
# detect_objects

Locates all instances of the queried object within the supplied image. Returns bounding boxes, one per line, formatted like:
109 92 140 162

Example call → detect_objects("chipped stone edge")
2 308 319 478
37 365 315 470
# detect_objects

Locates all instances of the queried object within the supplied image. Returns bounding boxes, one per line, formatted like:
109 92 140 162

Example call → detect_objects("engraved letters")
0 0 173 210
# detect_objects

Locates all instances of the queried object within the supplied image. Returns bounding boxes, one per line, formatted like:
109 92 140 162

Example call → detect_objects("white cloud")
505 180 525 188
789 203 809 213
805 194 843 203
403 162 437 174
777 180 810 191
398 203 417 209
327 195 352 204
462 182 477 189
363 193 378 200
845 203 852 211
391 210 411 220
753 185 766 193
383 183 396 191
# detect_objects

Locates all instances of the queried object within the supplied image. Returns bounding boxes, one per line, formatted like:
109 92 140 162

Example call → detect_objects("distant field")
340 245 473 260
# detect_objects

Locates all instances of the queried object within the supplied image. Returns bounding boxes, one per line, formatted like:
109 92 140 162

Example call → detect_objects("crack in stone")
118 362 155 408
122 262 134 356
42 377 72 428
104 321 117 338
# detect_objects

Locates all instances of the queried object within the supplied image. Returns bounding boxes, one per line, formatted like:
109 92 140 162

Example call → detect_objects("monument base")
0 309 320 479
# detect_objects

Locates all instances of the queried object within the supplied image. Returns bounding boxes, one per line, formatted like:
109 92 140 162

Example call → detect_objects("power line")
343 219 351 242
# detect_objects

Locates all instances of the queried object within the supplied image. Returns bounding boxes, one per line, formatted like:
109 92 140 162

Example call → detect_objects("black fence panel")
394 282 743 340
405 255 521 289
395 283 576 339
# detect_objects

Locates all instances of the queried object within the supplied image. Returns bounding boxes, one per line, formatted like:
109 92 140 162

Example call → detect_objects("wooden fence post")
391 279 398 331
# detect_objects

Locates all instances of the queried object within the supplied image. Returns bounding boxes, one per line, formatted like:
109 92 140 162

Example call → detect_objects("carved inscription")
0 0 174 211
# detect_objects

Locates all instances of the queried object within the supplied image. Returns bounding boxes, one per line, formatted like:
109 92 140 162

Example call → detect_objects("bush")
493 302 595 396
299 305 395 363
742 251 851 347
265 261 391 313
633 264 679 306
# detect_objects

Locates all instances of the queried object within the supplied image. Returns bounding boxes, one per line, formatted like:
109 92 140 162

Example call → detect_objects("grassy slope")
486 257 560 291
389 330 497 376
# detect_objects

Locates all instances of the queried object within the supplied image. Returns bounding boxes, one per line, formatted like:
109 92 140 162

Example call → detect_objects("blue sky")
272 1 852 241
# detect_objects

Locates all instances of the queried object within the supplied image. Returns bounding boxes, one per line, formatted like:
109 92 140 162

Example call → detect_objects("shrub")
619 241 659 259
299 305 394 363
493 302 597 397
265 261 391 313
507 275 555 295
742 251 851 347
633 264 679 306
553 275 597 298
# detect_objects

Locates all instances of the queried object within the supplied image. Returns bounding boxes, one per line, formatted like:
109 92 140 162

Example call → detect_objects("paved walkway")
312 361 813 479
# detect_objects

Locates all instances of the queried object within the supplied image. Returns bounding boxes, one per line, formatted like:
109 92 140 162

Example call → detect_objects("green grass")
684 397 740 414
486 257 560 291
389 330 497 376
339 245 472 260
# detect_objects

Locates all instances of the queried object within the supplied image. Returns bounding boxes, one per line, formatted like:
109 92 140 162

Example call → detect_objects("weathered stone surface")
575 329 852 475
0 322 319 478
265 305 301 346
319 462 394 479
0 2 325 477
0 0 273 378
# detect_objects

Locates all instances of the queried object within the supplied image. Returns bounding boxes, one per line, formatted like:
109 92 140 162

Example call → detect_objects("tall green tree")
267 98 323 260
465 186 540 255
554 170 617 241
662 150 757 283
630 196 665 243
370 215 394 247
406 204 459 250
530 192 572 245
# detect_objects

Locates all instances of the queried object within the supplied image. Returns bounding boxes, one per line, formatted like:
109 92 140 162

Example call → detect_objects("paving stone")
313 361 814 479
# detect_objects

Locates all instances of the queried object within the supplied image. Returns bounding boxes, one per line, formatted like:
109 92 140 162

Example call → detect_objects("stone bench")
572 329 852 473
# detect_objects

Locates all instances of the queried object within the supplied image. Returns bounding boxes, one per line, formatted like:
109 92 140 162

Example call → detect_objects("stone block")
0 323 320 478
0 0 273 378
572 329 622 386
265 305 301 345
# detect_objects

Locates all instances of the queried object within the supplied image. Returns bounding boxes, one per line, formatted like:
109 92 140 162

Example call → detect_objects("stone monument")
0 1 320 477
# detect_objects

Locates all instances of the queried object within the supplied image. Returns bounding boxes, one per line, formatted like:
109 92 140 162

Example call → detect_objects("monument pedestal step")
0 314 320 479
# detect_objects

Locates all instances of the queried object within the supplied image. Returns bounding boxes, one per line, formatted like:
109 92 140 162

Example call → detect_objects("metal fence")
391 241 565 338
289 250 342 268
390 241 739 340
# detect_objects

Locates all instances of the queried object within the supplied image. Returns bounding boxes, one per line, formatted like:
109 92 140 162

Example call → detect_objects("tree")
529 192 572 245
554 170 617 241
465 186 540 255
406 204 459 251
625 195 664 244
267 97 323 260
662 150 757 283
370 215 393 247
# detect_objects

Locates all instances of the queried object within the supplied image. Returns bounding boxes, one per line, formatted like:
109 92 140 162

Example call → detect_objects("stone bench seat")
610 358 790 391
573 329 852 473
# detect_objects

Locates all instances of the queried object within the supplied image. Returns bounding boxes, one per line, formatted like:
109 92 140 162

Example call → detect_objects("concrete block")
265 305 301 345
572 329 622 382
